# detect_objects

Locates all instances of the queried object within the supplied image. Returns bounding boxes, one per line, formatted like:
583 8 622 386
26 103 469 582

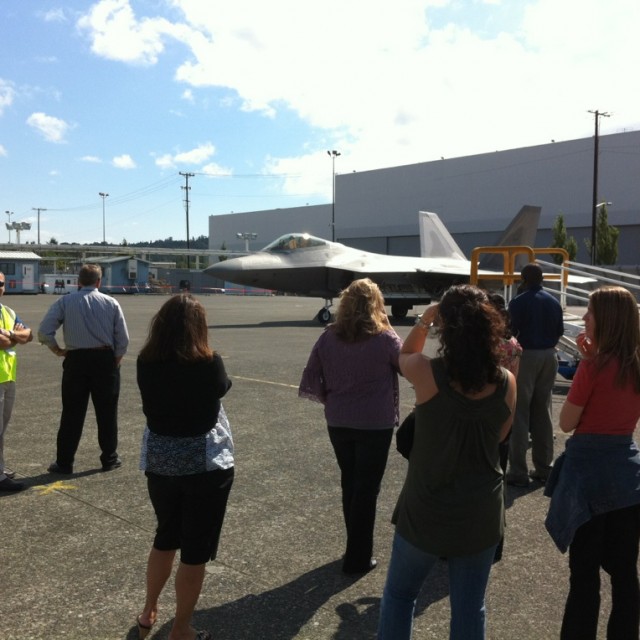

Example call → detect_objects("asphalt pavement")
0 293 611 640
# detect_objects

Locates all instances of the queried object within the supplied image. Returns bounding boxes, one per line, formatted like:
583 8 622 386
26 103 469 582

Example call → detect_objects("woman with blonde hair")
136 294 234 640
299 278 403 574
545 286 640 639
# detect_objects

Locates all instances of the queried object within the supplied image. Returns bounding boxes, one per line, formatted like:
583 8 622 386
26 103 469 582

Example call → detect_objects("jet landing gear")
390 304 410 320
317 300 333 324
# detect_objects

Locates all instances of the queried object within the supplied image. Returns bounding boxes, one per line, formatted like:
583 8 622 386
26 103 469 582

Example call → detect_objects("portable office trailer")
71 255 151 293
0 251 42 294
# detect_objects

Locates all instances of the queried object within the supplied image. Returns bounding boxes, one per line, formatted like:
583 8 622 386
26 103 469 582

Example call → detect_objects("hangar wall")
209 130 640 264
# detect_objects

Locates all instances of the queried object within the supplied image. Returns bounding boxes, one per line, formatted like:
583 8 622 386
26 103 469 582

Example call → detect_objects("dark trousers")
328 426 393 571
147 467 234 565
56 349 121 467
561 504 640 640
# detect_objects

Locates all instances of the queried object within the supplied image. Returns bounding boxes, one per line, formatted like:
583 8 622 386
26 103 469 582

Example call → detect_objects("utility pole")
588 110 610 265
180 172 195 269
32 207 47 245
327 150 341 242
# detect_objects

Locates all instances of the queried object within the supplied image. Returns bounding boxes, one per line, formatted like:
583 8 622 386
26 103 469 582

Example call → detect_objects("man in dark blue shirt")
506 263 564 487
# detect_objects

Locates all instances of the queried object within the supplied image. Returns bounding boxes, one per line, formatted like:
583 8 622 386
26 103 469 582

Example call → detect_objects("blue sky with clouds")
1 0 638 245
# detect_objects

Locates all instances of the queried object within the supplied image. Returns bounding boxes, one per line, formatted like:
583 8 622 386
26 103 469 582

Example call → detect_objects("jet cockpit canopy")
263 233 329 252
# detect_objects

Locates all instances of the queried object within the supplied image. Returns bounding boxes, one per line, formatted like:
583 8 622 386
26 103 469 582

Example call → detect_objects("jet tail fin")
419 211 467 261
478 205 541 271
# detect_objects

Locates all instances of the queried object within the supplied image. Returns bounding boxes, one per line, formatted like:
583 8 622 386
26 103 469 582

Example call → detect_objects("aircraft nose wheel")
317 308 332 324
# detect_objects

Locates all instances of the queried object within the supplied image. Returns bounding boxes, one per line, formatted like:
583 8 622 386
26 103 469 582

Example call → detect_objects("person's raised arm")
399 304 439 403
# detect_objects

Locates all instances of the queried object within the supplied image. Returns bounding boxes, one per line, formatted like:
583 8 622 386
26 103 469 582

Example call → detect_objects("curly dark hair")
436 285 506 393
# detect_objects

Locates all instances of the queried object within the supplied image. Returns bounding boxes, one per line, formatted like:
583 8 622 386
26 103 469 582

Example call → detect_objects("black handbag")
396 410 415 459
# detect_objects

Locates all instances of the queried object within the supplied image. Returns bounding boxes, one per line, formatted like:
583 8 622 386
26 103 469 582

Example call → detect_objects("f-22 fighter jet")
204 206 541 323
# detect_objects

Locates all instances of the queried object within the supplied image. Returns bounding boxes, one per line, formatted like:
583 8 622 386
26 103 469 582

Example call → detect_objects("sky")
1 0 639 246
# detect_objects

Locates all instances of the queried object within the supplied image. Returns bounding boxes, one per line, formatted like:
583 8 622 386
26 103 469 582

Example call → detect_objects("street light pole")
32 207 47 245
99 192 109 244
5 211 13 243
327 150 341 242
589 109 610 265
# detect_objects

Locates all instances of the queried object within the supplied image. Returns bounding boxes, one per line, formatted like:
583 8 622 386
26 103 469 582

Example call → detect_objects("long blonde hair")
590 286 640 392
332 278 391 342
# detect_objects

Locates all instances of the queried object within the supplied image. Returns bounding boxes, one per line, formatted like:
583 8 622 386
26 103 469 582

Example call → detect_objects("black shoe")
0 477 26 492
48 461 73 475
342 558 378 575
4 470 15 479
101 458 122 472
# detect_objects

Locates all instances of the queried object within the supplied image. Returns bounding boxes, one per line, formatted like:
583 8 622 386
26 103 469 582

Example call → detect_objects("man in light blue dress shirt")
38 264 129 474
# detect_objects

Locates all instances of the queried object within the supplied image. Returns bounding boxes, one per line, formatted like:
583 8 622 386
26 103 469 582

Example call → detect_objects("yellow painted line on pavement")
231 375 298 389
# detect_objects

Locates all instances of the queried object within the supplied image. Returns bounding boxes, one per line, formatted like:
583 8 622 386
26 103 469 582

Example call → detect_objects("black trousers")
56 349 121 467
561 504 640 640
147 467 234 565
328 426 393 571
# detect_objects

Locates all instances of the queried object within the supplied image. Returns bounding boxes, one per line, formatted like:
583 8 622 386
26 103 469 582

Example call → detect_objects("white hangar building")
208 130 640 265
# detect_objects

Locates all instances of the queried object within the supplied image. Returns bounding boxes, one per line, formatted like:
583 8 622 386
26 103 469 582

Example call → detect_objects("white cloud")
154 142 216 169
77 0 640 175
81 155 102 163
181 89 194 102
0 144 7 157
154 153 175 170
77 0 191 66
26 112 71 143
112 154 136 169
40 8 68 23
201 162 232 176
0 79 16 116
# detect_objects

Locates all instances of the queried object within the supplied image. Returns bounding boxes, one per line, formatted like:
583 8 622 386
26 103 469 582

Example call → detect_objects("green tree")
585 203 619 265
218 240 228 262
551 214 578 264
48 237 58 245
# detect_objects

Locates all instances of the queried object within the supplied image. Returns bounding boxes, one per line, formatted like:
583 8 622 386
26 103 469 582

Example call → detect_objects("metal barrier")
470 245 570 305
469 245 640 379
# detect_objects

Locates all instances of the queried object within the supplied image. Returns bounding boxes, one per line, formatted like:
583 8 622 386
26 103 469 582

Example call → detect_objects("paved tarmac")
0 293 613 640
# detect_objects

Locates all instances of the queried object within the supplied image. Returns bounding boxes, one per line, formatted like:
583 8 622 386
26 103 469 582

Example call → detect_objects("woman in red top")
545 286 640 640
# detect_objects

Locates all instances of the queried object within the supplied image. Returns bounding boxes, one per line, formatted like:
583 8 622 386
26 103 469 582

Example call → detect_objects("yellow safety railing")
470 245 570 292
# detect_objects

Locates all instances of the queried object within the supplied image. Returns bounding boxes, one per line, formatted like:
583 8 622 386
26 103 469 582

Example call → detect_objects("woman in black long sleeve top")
135 294 233 640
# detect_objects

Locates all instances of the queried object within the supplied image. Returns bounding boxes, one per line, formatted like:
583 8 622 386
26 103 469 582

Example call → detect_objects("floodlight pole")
236 232 258 252
99 192 109 244
5 211 13 243
327 150 341 242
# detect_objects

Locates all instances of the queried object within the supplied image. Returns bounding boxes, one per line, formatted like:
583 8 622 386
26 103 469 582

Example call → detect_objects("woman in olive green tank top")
378 285 517 640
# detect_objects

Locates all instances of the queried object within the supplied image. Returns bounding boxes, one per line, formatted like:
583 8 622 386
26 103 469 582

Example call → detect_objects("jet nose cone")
204 260 240 279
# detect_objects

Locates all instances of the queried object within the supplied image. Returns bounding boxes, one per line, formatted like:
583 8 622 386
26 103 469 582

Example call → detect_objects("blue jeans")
378 532 497 640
